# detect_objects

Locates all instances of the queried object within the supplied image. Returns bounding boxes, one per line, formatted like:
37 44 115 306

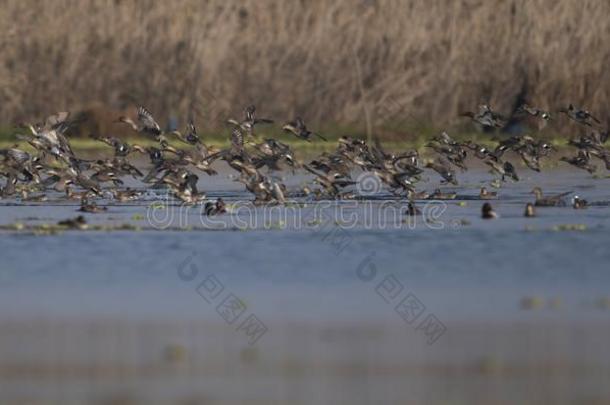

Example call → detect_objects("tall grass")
1 0 609 137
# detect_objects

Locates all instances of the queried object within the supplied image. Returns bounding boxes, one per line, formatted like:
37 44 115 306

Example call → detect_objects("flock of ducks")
1 102 609 222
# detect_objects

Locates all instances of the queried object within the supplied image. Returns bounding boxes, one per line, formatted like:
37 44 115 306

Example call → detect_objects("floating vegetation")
475 355 503 375
149 202 166 210
264 220 286 230
306 219 323 227
551 224 587 232
520 296 544 310
163 343 187 364
0 221 146 233
457 201 467 207
285 201 307 208
595 297 610 310
131 214 145 221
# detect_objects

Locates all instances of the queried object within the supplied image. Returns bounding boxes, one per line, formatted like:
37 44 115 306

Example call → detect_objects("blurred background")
1 0 609 138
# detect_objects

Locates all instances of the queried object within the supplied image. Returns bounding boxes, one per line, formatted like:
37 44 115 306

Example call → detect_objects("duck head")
481 202 497 219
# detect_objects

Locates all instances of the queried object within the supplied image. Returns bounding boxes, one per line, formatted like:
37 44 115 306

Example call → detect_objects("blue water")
1 169 609 325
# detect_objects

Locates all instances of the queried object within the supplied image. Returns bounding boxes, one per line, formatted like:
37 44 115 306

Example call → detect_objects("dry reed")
1 0 609 137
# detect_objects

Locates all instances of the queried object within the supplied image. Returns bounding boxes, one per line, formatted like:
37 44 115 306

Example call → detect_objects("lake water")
0 167 609 404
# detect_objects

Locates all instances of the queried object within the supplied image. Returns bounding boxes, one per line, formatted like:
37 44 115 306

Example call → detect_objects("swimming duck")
572 196 588 209
429 188 457 200
79 198 107 213
524 203 536 217
282 117 327 142
409 190 430 200
481 202 497 219
559 104 601 127
57 215 87 230
204 198 227 216
111 188 143 202
65 187 95 201
531 187 571 207
479 187 497 200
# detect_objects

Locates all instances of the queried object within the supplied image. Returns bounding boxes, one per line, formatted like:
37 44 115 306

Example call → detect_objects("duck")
429 188 457 200
479 187 497 200
227 105 274 137
116 106 167 146
302 164 355 197
204 198 227 216
163 144 220 176
163 171 206 205
425 157 458 185
111 188 143 202
90 168 124 187
518 103 552 121
518 150 541 172
484 156 519 181
282 117 327 142
57 215 87 230
572 196 588 209
78 198 107 213
481 202 498 219
426 133 467 171
20 189 47 202
251 139 296 171
531 187 572 207
518 103 552 129
590 148 610 170
559 104 601 127
524 203 536 217
94 136 134 157
404 201 421 216
461 141 493 160
171 120 201 145
409 190 430 200
65 187 95 201
460 104 506 129
560 150 597 174
502 161 519 181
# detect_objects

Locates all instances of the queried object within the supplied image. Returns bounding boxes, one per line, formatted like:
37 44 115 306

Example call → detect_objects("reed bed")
1 0 609 137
